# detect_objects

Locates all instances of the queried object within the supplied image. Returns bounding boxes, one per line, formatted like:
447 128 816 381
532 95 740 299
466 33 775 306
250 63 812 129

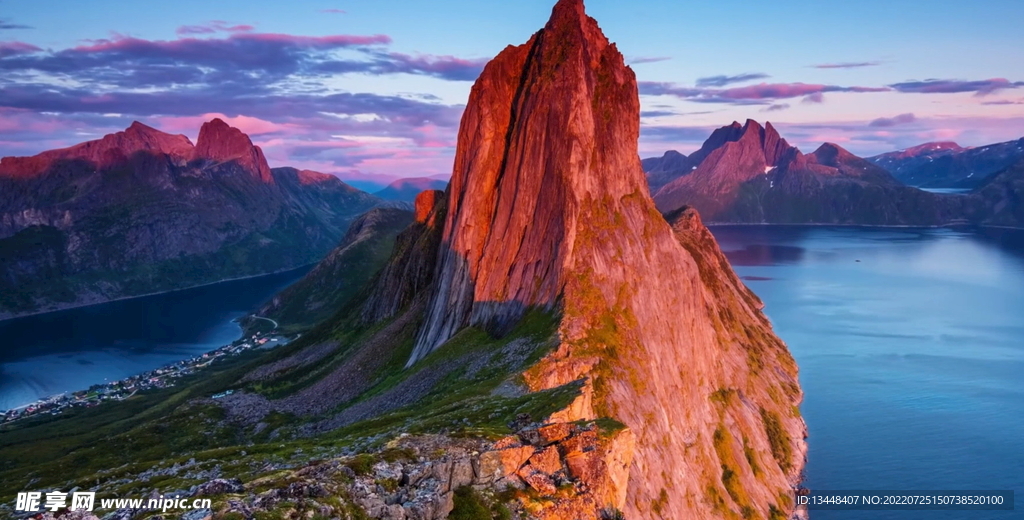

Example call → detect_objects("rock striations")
396 1 806 518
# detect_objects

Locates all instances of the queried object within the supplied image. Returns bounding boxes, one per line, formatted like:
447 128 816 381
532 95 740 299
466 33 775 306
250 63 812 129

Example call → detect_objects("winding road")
249 315 279 330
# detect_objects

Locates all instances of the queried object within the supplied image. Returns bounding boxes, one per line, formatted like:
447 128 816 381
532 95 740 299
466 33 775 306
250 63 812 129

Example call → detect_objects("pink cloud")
176 21 255 36
0 41 41 57
639 81 890 104
869 113 917 127
156 113 300 136
72 32 391 53
716 82 889 100
232 33 391 46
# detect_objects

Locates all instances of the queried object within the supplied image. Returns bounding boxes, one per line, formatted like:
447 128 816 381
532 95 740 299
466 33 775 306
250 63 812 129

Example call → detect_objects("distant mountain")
0 119 381 319
374 177 450 202
969 159 1024 227
868 138 1024 189
652 119 964 225
641 150 692 192
331 171 403 192
256 205 414 331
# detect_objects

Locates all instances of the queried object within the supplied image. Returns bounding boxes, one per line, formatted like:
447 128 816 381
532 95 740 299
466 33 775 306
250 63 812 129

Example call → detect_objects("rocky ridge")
651 119 966 225
868 138 1024 188
0 119 381 318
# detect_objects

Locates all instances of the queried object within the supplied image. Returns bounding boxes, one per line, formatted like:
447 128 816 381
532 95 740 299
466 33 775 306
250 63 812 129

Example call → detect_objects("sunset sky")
2 0 1023 183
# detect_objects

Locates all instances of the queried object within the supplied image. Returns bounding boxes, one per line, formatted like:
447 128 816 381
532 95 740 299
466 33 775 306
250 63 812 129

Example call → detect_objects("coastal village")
0 328 293 425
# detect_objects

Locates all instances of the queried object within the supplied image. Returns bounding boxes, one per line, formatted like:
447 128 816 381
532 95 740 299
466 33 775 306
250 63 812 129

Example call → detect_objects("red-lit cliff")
411 1 807 517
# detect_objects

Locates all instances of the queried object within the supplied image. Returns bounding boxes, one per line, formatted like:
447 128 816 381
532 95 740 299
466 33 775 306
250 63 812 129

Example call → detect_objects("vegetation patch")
760 408 793 472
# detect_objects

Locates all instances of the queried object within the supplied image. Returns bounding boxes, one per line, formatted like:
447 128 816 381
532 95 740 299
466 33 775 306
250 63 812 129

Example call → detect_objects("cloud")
320 9 347 14
0 19 32 30
802 92 824 103
868 113 917 127
629 56 671 65
176 21 256 36
0 29 487 178
812 61 880 69
156 113 299 135
695 73 770 88
888 78 1024 96
641 125 719 142
763 103 790 112
0 31 490 95
981 99 1024 105
0 41 40 58
370 52 488 81
640 81 889 105
640 110 676 118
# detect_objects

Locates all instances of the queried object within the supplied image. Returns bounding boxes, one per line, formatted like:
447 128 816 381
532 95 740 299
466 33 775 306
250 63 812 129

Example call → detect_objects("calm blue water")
711 226 1024 520
0 267 310 411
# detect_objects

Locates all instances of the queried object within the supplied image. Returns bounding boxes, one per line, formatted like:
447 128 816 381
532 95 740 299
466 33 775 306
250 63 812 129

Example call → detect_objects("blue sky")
1 0 1022 181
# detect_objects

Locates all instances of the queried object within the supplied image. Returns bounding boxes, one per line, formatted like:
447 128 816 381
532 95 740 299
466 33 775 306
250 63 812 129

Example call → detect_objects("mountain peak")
193 118 274 182
812 142 856 164
125 120 154 133
549 0 586 20
404 2 805 517
0 120 193 177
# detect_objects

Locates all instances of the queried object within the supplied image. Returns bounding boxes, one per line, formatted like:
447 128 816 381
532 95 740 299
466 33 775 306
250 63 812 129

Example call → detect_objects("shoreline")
0 263 315 323
1 322 288 417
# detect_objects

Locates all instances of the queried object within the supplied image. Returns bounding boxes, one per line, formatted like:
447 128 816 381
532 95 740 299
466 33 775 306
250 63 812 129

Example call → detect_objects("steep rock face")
653 120 966 225
0 121 381 318
193 118 275 183
409 1 806 518
361 190 446 324
868 138 1024 188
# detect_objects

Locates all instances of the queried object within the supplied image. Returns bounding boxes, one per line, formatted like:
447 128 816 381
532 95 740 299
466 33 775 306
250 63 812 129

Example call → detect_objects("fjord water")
0 267 310 411
711 226 1024 520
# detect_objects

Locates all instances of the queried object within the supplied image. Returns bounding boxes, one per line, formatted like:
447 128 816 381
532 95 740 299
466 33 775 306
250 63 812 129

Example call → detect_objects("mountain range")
0 119 382 319
647 120 1024 227
374 177 450 202
867 138 1024 189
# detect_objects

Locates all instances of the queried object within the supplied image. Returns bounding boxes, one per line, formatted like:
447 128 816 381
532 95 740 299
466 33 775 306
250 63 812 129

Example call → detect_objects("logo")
15 492 95 512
